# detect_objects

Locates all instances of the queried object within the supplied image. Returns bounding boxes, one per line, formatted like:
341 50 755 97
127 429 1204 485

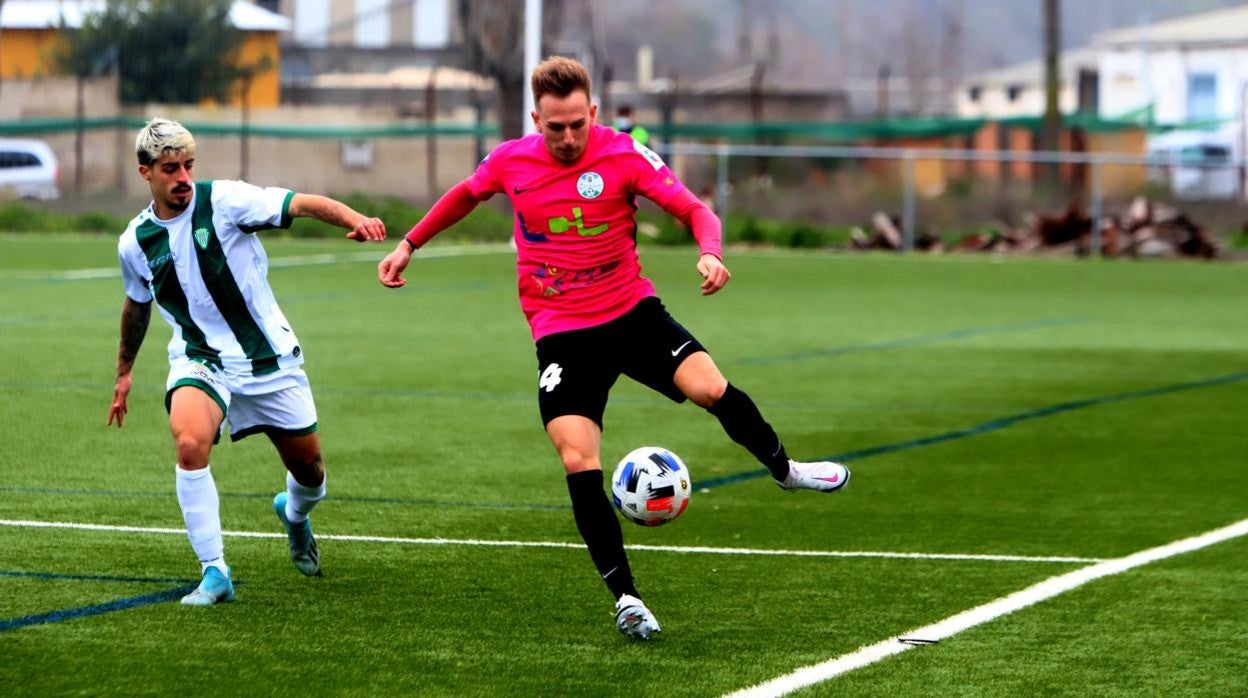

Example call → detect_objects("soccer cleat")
180 565 234 606
777 459 851 493
615 594 661 640
273 492 322 576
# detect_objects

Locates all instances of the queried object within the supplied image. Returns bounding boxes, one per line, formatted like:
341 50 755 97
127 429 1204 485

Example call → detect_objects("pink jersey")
466 125 687 341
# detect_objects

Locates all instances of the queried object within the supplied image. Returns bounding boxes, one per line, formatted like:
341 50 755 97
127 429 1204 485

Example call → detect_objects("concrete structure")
0 0 289 107
1095 4 1248 125
956 4 1248 127
955 48 1099 119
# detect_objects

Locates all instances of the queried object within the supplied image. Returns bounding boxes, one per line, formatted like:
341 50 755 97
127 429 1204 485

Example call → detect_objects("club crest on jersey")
577 171 604 199
193 227 210 250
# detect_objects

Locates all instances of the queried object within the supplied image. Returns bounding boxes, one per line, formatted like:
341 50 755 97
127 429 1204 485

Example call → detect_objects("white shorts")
165 358 319 442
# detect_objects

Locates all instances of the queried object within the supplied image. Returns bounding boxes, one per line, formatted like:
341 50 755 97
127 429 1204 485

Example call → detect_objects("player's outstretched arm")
378 180 483 289
378 240 414 288
108 297 151 428
288 193 387 242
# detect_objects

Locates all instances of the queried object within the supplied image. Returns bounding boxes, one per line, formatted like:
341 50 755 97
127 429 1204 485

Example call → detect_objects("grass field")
1 232 1245 696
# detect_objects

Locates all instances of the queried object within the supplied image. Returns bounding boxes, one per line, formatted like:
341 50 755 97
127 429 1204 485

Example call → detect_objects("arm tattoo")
118 299 152 372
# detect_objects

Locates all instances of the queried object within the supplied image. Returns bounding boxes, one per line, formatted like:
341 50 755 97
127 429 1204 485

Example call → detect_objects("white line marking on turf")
0 519 1103 564
724 516 1248 698
0 244 512 281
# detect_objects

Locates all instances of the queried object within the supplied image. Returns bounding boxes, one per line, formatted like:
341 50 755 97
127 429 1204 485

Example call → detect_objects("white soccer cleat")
777 459 850 493
615 594 661 640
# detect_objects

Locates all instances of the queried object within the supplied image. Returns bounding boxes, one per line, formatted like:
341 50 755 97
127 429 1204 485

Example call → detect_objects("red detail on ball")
646 496 674 511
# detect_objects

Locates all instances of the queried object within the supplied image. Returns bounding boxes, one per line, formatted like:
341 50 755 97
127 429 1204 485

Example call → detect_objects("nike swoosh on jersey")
671 340 693 357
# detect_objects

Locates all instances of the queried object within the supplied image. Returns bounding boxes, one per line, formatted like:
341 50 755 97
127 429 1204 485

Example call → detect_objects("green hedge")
0 196 514 243
281 193 510 243
0 204 128 234
636 210 852 249
0 197 851 249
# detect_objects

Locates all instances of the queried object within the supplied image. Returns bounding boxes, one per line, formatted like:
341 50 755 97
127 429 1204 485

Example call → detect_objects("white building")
955 47 1099 119
1095 4 1248 126
957 4 1248 126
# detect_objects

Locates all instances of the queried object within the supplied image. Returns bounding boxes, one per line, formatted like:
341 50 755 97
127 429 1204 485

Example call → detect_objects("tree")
458 0 565 141
55 0 259 105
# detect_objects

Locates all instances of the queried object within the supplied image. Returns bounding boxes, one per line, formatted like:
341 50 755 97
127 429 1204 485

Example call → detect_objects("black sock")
566 470 639 600
708 383 791 480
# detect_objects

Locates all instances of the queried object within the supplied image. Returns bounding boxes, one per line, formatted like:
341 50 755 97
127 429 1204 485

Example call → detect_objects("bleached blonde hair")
135 117 196 166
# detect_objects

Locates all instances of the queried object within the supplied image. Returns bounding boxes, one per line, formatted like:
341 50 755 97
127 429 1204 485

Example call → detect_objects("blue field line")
740 316 1087 365
0 570 203 633
0 486 570 511
694 369 1248 490
0 587 197 632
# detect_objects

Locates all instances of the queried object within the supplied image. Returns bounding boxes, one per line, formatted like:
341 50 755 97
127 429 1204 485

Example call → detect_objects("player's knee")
559 448 601 475
173 434 212 469
285 453 325 485
688 378 728 409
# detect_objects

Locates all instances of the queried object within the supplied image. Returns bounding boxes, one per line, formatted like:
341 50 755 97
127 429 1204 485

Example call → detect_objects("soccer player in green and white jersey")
108 118 387 605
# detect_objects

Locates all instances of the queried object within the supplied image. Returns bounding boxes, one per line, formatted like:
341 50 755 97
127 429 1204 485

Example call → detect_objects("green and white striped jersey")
118 180 300 377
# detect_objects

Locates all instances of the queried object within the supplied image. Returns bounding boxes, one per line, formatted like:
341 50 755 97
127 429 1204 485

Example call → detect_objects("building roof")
1093 3 1248 48
0 0 290 32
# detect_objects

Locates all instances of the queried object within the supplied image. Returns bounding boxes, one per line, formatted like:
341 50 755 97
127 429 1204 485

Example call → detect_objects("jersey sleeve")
212 180 295 234
622 138 685 207
118 243 152 303
464 146 507 199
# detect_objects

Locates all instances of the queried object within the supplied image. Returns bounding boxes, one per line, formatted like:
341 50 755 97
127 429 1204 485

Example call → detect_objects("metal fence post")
1089 162 1103 258
902 150 916 252
716 144 730 219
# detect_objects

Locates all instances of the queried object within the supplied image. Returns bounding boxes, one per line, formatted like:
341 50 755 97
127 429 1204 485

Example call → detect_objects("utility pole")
1041 0 1062 188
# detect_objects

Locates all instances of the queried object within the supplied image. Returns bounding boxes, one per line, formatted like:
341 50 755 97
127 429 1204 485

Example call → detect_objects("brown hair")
531 56 592 105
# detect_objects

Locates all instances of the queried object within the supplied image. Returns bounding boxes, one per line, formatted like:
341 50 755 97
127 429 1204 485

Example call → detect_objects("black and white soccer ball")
610 446 691 526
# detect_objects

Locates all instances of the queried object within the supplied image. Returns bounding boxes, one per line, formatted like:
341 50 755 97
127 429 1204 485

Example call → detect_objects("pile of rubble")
851 197 1223 258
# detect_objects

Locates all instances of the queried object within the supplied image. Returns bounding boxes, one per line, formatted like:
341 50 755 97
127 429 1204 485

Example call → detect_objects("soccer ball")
610 446 691 526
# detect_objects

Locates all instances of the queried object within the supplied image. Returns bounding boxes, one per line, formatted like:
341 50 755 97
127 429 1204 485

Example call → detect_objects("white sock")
285 471 326 523
175 465 226 572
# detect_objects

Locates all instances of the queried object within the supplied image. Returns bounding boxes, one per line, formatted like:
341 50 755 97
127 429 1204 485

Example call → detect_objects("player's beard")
167 186 192 211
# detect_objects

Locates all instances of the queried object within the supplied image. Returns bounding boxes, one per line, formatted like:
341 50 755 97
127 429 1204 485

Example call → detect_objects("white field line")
724 516 1248 698
0 519 1103 564
0 244 512 281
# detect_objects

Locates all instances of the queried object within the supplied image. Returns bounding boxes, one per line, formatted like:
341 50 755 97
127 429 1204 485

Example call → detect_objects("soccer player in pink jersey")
377 56 849 640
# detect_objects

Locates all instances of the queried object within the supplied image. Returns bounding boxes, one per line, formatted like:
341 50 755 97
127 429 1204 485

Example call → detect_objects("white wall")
955 85 1077 119
413 0 450 48
353 0 389 48
292 0 330 47
1100 46 1248 123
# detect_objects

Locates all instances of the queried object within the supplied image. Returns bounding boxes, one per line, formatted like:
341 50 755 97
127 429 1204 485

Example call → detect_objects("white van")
1145 130 1239 200
0 139 61 200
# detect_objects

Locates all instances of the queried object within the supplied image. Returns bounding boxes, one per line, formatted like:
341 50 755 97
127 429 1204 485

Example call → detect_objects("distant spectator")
613 105 650 146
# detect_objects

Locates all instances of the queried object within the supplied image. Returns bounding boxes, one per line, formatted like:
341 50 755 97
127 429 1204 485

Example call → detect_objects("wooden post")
426 66 438 198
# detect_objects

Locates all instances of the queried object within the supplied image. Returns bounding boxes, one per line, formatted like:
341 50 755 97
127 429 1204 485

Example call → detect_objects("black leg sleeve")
707 383 790 480
566 469 640 600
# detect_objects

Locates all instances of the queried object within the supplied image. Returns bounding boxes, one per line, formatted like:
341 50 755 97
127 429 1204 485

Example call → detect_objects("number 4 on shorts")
540 363 563 393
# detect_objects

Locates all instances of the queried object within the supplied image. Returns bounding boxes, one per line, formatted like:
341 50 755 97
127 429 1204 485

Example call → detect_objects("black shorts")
535 297 707 429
